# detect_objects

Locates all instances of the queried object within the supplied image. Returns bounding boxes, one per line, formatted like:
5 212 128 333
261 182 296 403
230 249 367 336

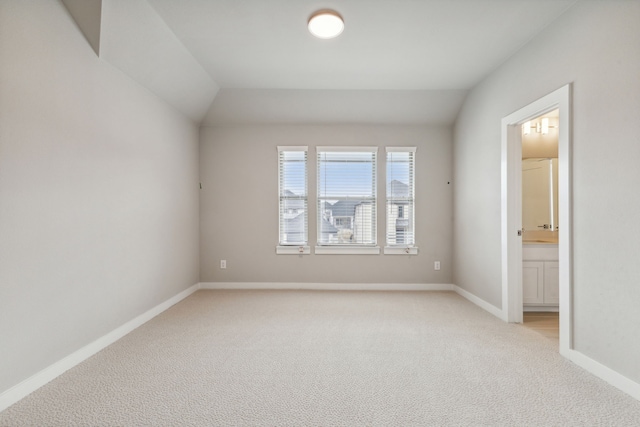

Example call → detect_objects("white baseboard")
0 283 200 413
451 285 640 402
3 282 638 411
563 348 640 402
199 282 454 291
452 285 506 321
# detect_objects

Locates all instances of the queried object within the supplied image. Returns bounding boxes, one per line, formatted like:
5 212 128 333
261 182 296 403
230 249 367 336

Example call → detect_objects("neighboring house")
320 217 339 242
282 210 339 244
281 190 304 219
317 181 411 245
281 190 306 244
353 202 375 244
322 200 360 243
386 180 412 245
282 212 305 244
321 200 375 244
285 181 410 245
281 190 340 244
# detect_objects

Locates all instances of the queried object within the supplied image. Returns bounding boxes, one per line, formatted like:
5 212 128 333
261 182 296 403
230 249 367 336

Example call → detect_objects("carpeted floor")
1 290 640 426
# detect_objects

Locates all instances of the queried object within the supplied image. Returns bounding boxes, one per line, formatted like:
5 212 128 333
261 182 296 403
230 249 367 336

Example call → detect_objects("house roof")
387 180 409 197
324 200 362 217
282 190 305 210
321 219 339 235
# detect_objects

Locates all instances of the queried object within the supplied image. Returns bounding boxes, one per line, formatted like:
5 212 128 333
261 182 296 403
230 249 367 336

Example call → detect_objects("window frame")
384 147 418 255
276 146 310 255
315 146 380 255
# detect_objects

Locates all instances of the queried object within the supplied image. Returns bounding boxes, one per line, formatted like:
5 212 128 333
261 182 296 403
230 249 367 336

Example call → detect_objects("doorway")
500 84 572 356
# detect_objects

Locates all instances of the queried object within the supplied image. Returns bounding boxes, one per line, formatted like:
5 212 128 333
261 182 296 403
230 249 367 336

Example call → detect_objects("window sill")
384 246 419 255
276 245 310 255
315 246 380 255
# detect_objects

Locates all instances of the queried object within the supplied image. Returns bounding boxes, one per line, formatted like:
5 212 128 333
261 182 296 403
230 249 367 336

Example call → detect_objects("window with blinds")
386 147 416 247
317 147 377 246
278 147 308 246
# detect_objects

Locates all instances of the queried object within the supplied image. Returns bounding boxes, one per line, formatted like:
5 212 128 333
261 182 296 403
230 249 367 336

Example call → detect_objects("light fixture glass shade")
541 117 549 134
308 10 344 39
523 121 531 136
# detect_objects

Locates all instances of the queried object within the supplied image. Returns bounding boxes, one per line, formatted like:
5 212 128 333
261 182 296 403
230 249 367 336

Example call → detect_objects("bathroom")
522 110 559 244
522 110 559 336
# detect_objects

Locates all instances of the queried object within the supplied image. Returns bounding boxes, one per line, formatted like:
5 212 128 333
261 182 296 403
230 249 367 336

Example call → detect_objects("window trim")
277 146 309 255
384 146 418 255
276 245 311 255
383 246 419 255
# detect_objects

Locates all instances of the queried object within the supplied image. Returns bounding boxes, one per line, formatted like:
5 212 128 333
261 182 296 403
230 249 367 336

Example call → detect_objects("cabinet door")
523 261 544 304
544 261 560 304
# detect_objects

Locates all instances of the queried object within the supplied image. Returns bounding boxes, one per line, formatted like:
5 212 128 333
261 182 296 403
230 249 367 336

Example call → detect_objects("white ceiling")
147 0 577 90
69 1 578 124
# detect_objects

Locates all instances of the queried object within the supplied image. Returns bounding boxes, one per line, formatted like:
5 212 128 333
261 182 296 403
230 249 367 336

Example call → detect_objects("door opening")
501 84 572 356
522 110 560 340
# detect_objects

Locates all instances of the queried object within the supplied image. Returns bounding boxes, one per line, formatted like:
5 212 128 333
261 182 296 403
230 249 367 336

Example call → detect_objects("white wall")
200 125 453 284
453 1 640 382
0 1 200 395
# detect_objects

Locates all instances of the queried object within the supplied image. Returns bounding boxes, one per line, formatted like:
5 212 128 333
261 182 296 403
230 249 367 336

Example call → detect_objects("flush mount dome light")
308 10 344 39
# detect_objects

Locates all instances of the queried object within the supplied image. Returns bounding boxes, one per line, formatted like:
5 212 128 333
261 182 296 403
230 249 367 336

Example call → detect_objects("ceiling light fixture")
308 10 344 39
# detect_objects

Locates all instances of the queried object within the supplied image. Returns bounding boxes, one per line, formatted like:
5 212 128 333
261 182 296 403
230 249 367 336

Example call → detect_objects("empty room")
1 0 640 425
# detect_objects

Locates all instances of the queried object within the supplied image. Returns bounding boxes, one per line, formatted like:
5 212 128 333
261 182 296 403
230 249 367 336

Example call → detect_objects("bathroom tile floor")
523 312 559 340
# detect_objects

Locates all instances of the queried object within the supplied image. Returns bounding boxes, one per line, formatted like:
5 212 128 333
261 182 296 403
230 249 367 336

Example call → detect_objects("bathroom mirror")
522 157 558 241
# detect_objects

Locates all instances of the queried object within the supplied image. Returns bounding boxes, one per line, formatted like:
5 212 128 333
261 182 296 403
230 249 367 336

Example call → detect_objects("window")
316 147 379 254
386 147 417 254
277 147 309 254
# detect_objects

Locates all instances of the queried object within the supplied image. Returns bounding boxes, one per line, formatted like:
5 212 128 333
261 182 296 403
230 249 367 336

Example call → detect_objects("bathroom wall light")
308 10 344 39
541 117 550 134
523 118 556 136
523 121 541 135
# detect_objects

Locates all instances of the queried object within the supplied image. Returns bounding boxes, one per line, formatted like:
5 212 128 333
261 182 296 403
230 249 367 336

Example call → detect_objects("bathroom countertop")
522 230 558 244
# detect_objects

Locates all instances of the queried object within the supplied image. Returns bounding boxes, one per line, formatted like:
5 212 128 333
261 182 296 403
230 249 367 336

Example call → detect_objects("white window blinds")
386 147 416 246
278 147 308 246
317 147 377 246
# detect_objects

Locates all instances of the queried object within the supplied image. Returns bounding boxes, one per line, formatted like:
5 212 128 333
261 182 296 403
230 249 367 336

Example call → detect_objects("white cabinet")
543 261 559 304
523 245 558 308
523 261 544 304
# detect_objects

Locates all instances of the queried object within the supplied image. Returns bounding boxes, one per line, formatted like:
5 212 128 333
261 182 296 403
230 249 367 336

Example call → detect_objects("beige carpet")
1 290 640 426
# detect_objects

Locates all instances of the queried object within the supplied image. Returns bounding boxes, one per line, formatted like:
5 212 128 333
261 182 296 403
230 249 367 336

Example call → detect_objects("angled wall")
62 0 220 122
0 1 199 396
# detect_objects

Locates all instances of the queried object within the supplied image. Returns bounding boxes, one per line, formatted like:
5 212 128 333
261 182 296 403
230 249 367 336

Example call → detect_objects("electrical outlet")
434 261 441 271
220 260 227 269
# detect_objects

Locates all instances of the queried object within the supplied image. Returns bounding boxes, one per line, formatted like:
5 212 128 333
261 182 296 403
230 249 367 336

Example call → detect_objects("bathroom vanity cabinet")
523 244 559 310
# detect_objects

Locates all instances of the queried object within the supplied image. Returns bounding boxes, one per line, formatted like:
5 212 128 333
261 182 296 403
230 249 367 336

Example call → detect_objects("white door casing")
501 84 572 355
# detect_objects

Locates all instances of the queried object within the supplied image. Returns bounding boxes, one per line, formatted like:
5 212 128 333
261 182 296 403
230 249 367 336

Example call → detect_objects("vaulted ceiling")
62 0 578 125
